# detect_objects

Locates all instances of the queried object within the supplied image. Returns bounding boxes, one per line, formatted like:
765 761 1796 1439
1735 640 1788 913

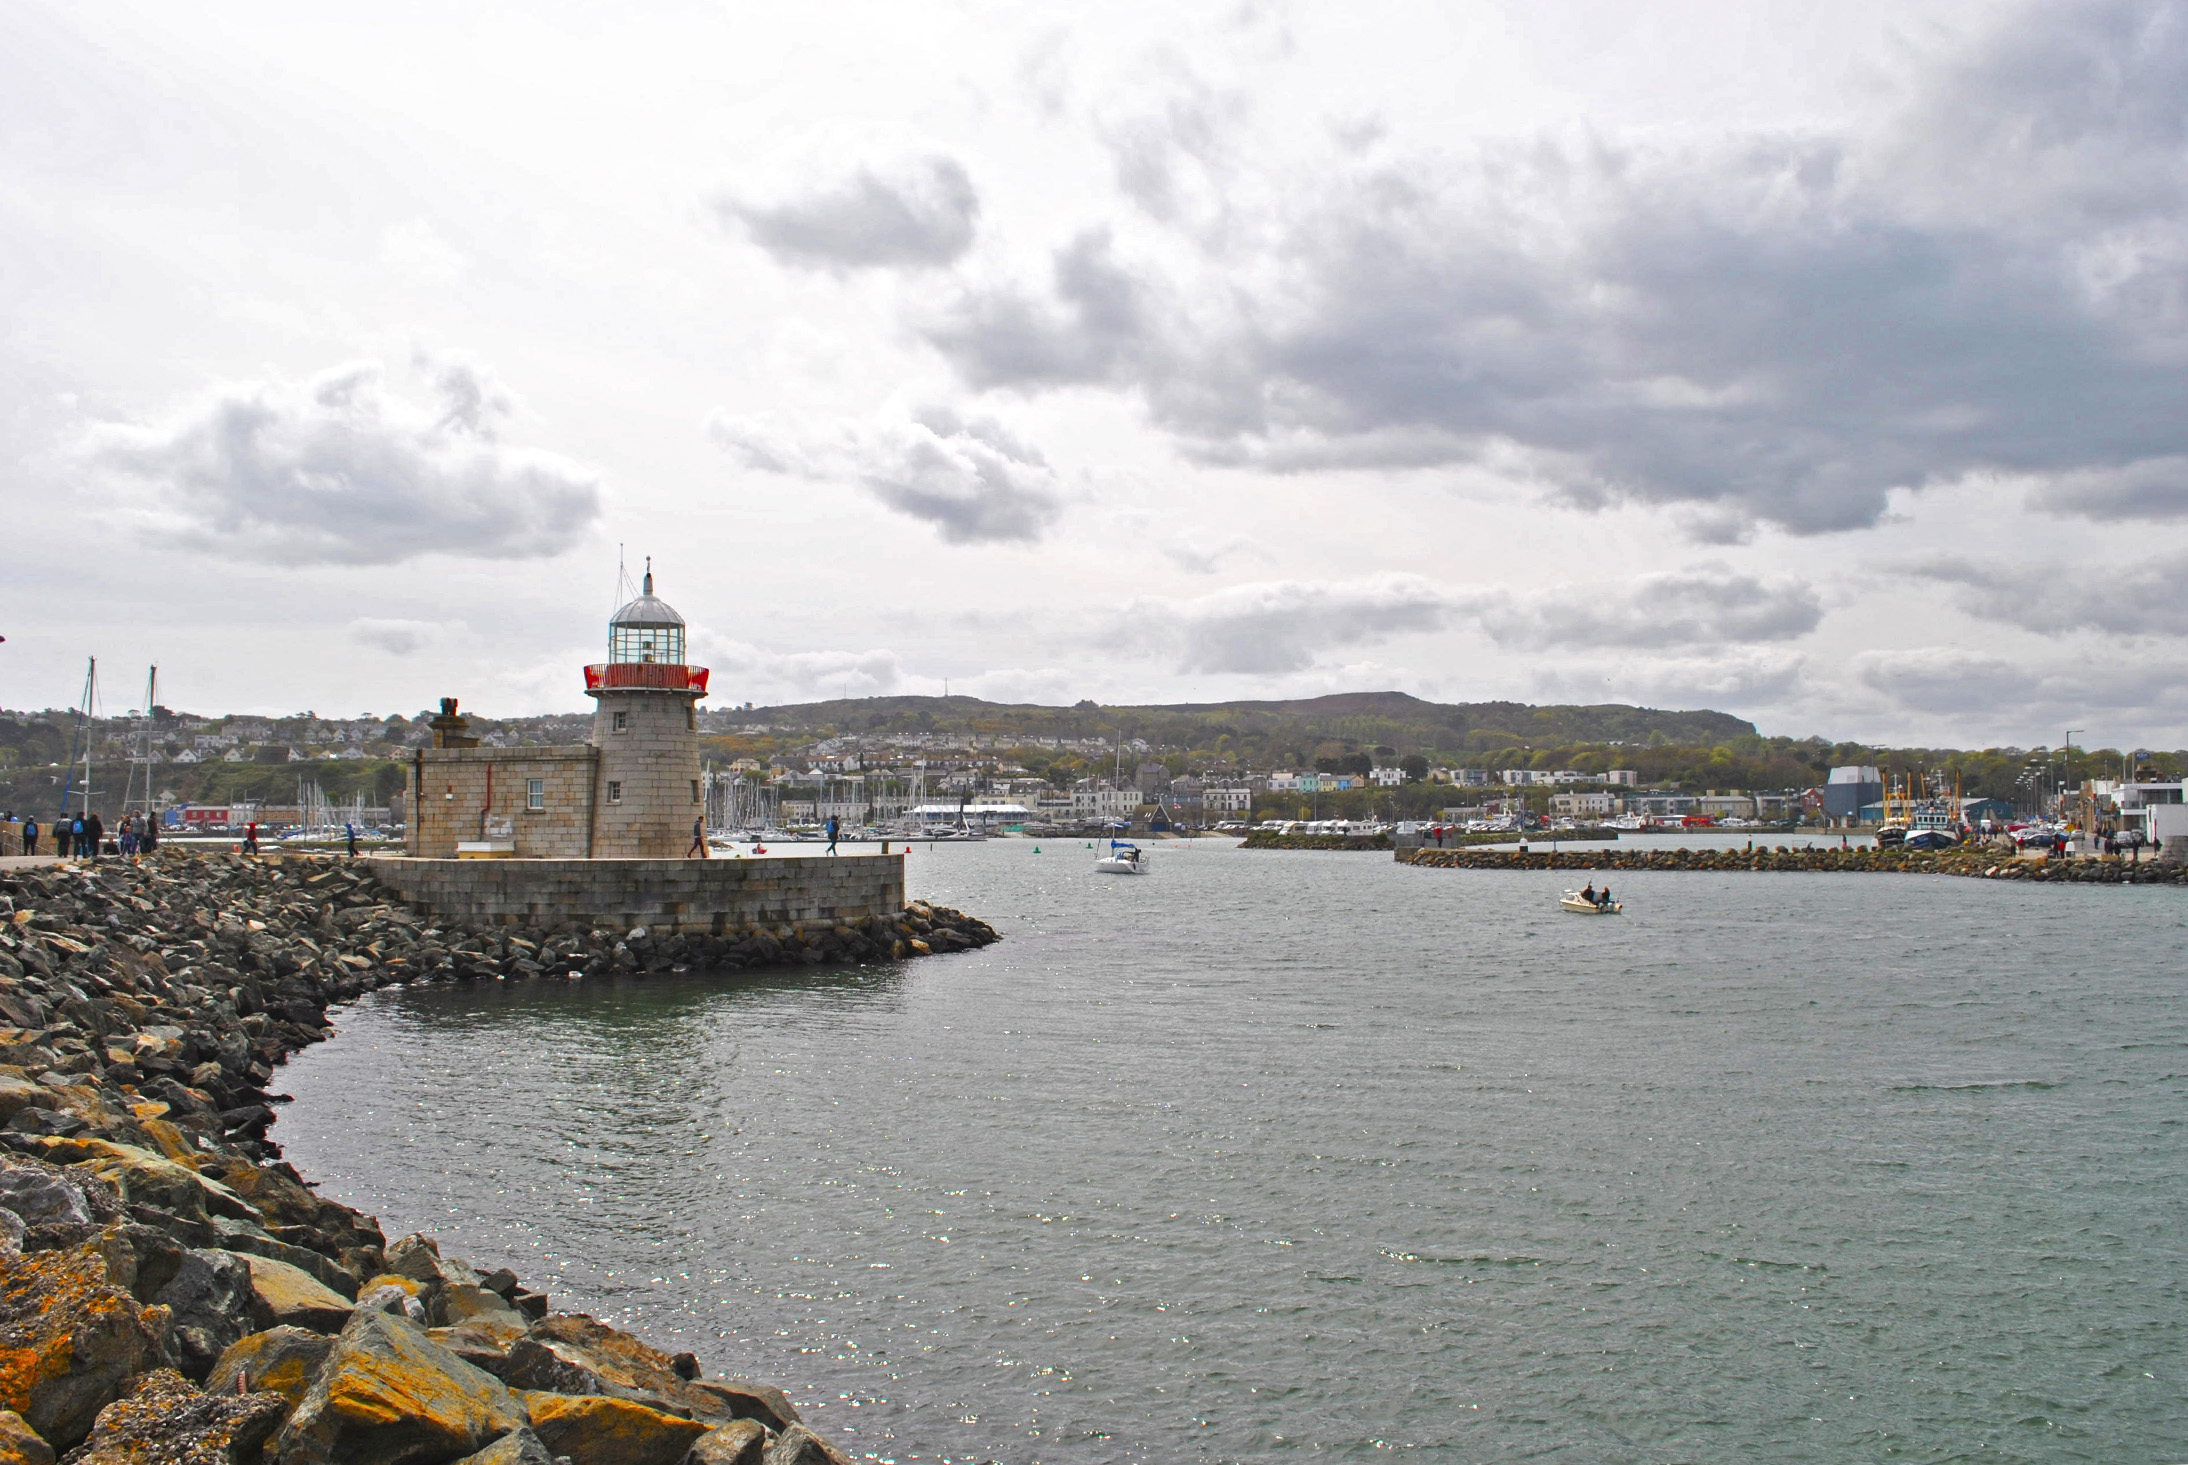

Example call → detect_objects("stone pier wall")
362 853 907 931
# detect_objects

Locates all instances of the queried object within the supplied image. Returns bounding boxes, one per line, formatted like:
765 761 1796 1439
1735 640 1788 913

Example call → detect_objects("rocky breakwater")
1397 844 2188 883
1240 832 1392 851
0 853 1000 1465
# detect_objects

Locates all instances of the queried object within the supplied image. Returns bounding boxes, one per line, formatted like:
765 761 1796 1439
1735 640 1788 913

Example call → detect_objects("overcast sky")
4 0 2185 748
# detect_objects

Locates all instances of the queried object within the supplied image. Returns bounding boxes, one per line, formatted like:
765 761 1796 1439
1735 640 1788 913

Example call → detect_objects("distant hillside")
731 691 1754 757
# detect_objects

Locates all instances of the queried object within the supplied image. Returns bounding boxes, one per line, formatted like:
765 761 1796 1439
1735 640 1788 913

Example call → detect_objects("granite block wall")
408 746 598 859
363 853 907 932
589 691 703 859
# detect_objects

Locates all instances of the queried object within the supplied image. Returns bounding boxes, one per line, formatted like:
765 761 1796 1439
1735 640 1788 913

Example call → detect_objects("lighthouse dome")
607 567 686 664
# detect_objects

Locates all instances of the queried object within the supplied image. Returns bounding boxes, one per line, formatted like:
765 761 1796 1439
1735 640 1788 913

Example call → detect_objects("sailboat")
1094 839 1147 874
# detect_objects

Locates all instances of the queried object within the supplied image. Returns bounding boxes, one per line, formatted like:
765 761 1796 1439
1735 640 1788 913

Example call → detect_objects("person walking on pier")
84 811 104 862
21 816 36 856
345 822 359 859
825 814 840 856
243 820 259 855
688 815 708 859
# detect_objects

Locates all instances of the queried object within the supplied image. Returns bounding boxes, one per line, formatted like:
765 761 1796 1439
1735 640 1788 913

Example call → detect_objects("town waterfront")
275 840 2186 1462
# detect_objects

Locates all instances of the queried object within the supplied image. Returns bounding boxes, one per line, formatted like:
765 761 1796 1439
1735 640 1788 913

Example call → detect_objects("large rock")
274 1307 529 1465
518 1314 796 1427
65 1367 285 1465
0 1239 169 1448
205 1325 333 1410
764 1424 854 1465
439 1284 518 1328
448 1426 558 1465
688 1419 767 1465
231 1252 354 1333
0 1158 120 1252
384 1235 448 1285
209 1216 360 1299
50 1141 257 1227
687 1379 802 1435
153 1249 257 1381
0 1409 52 1465
519 1391 708 1465
427 1317 526 1377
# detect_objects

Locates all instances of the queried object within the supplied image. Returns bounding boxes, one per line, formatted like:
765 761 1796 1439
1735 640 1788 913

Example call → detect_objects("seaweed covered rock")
65 1367 285 1465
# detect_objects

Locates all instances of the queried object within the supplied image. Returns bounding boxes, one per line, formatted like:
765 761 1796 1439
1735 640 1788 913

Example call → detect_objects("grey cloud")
924 2 2188 534
1533 651 1809 711
1853 644 2188 737
1160 534 1256 575
1854 647 2047 716
1466 570 1823 651
89 361 601 565
1119 575 1452 675
1128 566 1822 677
2028 456 2188 520
1908 553 2188 636
712 408 1063 544
720 155 980 270
349 617 449 655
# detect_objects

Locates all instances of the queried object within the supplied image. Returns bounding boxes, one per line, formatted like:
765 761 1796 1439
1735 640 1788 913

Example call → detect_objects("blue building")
1823 765 1882 823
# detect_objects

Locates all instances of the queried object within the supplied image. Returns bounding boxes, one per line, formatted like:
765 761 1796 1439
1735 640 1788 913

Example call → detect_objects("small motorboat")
1560 890 1622 914
1095 840 1148 875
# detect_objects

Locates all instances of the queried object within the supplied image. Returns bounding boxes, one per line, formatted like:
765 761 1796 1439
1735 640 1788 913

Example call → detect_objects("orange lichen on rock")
0 1241 169 1449
274 1308 528 1465
519 1391 709 1465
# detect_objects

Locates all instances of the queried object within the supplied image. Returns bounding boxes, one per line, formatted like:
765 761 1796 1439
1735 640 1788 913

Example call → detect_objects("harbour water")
275 840 2186 1462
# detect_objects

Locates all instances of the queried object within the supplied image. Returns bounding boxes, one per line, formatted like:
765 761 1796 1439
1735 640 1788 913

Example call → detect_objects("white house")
1204 785 1253 814
1551 791 1616 817
1370 766 1405 787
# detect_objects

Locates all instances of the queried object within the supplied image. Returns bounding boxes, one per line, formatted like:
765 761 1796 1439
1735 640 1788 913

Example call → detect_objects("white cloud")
378 219 466 285
85 360 602 565
692 633 906 705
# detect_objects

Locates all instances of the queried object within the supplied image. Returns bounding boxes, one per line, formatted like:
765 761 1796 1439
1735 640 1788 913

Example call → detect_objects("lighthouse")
583 563 711 858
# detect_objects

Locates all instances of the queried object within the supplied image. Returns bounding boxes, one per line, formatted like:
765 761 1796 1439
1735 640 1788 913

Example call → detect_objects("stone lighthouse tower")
584 562 710 858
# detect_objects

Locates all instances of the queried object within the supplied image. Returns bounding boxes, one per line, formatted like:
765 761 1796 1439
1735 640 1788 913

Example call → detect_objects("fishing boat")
1094 840 1147 874
1559 889 1622 914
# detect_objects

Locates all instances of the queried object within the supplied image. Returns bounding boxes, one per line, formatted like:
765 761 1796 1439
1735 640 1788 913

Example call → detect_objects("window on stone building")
607 781 622 803
691 778 701 804
612 711 628 732
527 778 544 811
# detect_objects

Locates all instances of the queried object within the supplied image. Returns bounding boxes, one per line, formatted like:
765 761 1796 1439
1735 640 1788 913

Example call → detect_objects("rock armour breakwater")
1397 844 2188 882
0 852 999 1464
1240 833 1392 850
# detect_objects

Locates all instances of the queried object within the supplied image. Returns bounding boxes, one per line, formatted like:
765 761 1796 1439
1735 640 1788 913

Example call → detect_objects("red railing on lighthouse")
583 663 710 694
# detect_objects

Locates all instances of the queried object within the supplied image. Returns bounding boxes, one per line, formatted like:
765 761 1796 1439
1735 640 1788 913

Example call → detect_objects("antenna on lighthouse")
643 555 653 595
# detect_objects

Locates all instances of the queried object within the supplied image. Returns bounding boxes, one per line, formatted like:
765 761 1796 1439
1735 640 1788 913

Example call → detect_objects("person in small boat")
1580 882 1596 904
1596 884 1612 908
